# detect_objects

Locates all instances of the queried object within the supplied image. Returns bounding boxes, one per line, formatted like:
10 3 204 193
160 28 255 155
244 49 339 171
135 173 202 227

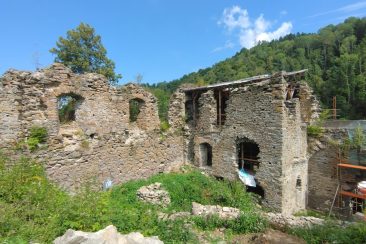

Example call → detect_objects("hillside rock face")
54 225 163 244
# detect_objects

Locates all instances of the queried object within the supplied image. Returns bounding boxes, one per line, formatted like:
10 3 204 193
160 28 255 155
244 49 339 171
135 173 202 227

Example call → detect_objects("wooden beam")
218 89 222 126
340 190 366 200
338 163 366 170
333 96 337 120
192 92 197 126
241 143 244 169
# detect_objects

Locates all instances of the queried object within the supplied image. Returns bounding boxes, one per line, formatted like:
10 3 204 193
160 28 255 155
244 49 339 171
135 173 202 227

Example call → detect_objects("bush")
0 155 110 243
0 156 69 242
160 120 170 132
0 153 264 243
26 126 48 152
307 125 324 138
29 126 48 143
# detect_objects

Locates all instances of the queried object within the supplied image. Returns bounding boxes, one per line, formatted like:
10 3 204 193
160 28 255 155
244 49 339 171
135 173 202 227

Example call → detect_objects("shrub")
0 154 264 243
160 120 170 132
29 126 48 143
26 126 48 152
307 125 324 138
27 137 40 152
0 155 110 243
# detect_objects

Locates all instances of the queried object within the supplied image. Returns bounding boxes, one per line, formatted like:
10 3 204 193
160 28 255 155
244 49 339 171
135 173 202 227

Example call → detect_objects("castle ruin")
0 63 320 215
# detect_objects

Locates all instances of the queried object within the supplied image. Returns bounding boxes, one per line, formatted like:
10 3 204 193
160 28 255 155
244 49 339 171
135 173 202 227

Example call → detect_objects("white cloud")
219 6 293 49
308 1 366 18
218 5 250 30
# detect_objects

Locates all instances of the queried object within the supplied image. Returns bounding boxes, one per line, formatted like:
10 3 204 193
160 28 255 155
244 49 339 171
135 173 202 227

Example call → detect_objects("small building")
168 70 319 215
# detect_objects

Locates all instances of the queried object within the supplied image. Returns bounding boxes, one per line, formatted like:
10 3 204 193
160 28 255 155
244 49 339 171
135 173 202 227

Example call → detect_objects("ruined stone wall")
0 63 183 190
1 64 318 214
281 98 308 215
217 80 285 212
308 140 339 212
0 70 23 145
174 74 315 214
308 127 365 213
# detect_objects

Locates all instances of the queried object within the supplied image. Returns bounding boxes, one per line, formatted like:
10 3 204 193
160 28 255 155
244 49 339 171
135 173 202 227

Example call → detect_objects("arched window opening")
199 143 212 167
129 98 145 122
237 139 260 172
57 93 83 124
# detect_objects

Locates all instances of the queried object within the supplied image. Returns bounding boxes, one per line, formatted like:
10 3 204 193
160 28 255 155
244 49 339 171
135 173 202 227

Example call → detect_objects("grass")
0 153 265 243
3 152 365 243
293 209 328 219
288 222 366 244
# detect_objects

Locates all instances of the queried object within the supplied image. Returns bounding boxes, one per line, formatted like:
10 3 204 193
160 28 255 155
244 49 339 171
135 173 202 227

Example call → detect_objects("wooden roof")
182 69 308 92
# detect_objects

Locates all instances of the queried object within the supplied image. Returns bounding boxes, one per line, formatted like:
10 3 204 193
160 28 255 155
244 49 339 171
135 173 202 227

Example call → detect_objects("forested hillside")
146 17 366 121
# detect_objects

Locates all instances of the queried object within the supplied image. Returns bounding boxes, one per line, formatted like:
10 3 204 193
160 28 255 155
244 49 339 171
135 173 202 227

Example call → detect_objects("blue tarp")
238 169 256 187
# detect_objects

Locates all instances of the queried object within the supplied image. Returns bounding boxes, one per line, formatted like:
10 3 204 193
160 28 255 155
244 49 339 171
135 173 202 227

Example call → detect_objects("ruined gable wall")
182 75 314 214
0 63 183 190
220 80 285 212
186 78 287 212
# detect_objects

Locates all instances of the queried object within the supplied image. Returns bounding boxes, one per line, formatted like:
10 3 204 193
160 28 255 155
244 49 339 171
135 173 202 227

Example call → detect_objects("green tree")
50 23 121 85
145 17 366 120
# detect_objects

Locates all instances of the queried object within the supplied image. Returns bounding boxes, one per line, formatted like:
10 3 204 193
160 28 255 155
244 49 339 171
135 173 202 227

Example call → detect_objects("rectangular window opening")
215 89 230 126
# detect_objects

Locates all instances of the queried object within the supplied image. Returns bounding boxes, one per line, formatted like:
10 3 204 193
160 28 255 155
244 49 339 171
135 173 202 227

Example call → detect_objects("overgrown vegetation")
0 154 265 243
145 17 366 121
307 110 330 138
20 126 49 152
307 125 324 138
289 222 366 244
2 153 366 243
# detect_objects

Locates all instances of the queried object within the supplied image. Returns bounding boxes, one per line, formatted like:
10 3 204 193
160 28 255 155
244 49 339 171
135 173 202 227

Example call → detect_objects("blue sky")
1 0 366 84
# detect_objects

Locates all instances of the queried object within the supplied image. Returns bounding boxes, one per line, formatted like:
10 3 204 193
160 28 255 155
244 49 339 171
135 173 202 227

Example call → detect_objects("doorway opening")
199 142 212 167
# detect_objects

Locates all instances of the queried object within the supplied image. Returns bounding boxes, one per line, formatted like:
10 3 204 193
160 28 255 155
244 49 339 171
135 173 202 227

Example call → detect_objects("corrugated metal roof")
182 69 308 92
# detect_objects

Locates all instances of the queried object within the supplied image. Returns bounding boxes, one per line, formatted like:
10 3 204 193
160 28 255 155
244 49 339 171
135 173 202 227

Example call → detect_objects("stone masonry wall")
1 65 317 214
282 98 308 215
175 74 314 214
0 63 183 190
308 128 364 214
